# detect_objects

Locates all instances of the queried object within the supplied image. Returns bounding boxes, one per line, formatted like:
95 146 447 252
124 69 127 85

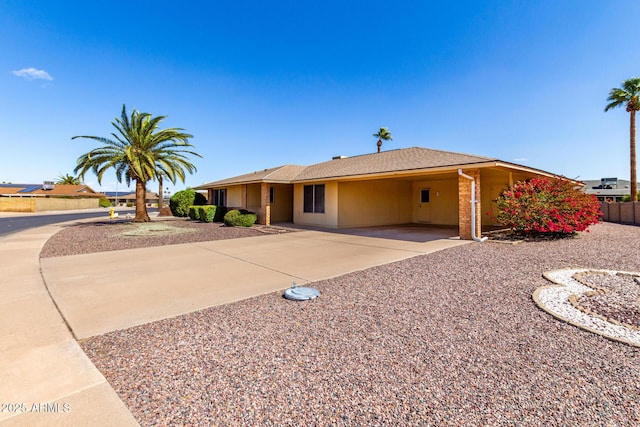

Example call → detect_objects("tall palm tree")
373 127 393 153
605 77 640 201
73 104 201 222
56 173 81 185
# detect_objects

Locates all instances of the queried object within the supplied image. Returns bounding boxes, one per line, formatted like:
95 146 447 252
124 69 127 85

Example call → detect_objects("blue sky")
1 1 639 193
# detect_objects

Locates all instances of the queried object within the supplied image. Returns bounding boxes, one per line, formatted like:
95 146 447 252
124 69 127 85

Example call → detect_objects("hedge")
188 206 200 220
223 209 257 227
198 205 217 223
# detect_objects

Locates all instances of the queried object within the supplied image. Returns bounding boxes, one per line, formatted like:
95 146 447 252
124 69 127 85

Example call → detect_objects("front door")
418 188 431 223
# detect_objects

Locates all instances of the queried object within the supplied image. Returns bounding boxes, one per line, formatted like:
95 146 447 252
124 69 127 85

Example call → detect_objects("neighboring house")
195 146 562 240
583 178 635 202
0 182 105 198
103 191 161 206
0 182 107 212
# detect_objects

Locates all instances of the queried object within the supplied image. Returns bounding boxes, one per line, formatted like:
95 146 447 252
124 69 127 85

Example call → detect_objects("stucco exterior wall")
411 178 459 225
246 184 262 211
293 181 339 227
337 179 412 227
270 184 294 222
226 186 243 208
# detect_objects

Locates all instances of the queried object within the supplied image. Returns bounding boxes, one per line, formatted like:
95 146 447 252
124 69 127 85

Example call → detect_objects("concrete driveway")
41 229 470 340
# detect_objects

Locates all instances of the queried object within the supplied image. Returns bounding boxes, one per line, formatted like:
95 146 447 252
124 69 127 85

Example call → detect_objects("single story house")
195 147 562 240
0 182 105 198
583 178 635 202
0 182 107 212
103 191 161 206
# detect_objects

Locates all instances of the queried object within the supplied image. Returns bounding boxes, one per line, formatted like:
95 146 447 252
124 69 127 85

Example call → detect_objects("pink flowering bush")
494 177 601 236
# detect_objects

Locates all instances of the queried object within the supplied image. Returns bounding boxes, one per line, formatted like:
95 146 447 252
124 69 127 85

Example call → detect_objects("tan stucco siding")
337 179 412 227
411 178 459 225
270 184 294 222
293 181 339 227
226 186 243 208
246 184 261 211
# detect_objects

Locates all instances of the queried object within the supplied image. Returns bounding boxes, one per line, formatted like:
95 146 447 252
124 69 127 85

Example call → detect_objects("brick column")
458 169 481 240
259 182 271 225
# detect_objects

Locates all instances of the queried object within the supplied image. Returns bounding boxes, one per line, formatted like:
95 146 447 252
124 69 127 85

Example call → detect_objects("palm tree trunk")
158 176 163 210
631 110 637 201
134 179 150 222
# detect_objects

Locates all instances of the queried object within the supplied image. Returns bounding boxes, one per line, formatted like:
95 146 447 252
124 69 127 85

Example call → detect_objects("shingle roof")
294 147 495 181
196 147 502 188
197 164 307 188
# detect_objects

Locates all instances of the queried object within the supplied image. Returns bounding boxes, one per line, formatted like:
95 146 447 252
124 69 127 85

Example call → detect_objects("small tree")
494 177 601 236
169 189 206 217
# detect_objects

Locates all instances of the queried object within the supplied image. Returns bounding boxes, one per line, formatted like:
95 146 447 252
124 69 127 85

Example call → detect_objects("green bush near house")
170 189 207 217
213 205 228 222
99 197 112 208
198 205 217 223
126 201 134 208
188 206 200 220
223 209 257 227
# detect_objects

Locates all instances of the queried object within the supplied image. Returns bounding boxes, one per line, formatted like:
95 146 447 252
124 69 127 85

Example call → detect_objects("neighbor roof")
0 183 105 197
294 147 495 181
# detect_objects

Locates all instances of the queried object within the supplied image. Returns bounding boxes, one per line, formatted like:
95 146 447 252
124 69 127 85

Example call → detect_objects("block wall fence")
599 201 640 226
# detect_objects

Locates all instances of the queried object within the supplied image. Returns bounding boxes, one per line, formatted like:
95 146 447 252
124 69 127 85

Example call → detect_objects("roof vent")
332 155 348 160
42 181 55 190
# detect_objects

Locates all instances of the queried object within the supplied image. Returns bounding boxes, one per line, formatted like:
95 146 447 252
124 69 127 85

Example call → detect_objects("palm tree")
373 127 393 153
56 173 81 185
605 77 640 201
73 104 201 222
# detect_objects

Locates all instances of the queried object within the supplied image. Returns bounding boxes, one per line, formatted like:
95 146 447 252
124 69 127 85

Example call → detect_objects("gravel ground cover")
574 271 640 328
40 219 293 258
76 222 640 426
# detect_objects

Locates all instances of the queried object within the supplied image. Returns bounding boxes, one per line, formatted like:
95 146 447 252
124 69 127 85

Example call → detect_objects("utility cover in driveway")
284 283 320 301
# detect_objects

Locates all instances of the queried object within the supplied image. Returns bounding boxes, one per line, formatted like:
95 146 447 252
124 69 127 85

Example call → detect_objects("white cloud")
12 67 53 81
512 157 528 162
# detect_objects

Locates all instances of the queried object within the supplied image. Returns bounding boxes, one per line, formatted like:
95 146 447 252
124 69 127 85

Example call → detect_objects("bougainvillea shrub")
494 177 601 235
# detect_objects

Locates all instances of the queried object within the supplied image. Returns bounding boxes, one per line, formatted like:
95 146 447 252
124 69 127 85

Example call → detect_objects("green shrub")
223 209 257 227
621 193 640 202
99 197 112 208
198 205 217 223
493 177 601 236
126 201 134 208
213 205 228 222
188 206 200 220
170 189 207 217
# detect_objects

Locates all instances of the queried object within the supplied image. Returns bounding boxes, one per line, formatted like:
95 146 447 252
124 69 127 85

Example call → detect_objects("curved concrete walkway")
1 217 470 425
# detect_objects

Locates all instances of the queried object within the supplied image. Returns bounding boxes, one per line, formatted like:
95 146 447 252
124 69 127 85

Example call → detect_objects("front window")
303 184 325 213
212 189 226 206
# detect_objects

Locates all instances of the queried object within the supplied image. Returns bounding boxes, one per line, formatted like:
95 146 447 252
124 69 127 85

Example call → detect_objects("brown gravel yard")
40 219 293 257
67 222 640 426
